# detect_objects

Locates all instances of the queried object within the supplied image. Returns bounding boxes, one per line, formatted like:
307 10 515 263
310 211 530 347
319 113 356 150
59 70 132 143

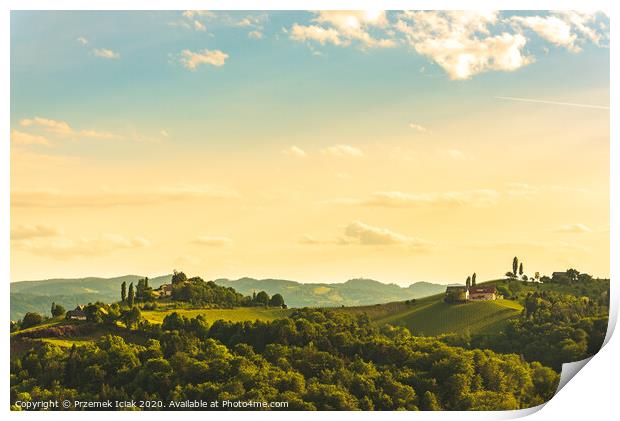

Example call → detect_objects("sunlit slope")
335 293 523 336
141 307 292 324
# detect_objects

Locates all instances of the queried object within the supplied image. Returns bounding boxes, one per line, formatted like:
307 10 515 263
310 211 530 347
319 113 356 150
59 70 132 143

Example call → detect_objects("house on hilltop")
65 305 86 320
154 283 173 297
445 283 497 302
468 286 497 301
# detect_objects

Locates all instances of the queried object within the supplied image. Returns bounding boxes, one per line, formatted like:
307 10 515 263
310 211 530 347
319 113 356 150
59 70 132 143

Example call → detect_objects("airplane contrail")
495 96 609 110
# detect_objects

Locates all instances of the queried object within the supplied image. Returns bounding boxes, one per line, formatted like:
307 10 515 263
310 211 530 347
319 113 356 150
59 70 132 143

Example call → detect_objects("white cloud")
11 224 63 240
179 49 229 70
170 10 215 32
21 117 73 136
19 116 120 140
160 129 169 137
281 145 307 158
326 189 499 208
13 233 150 259
289 24 343 46
554 223 592 234
369 189 498 207
553 11 605 45
313 11 395 48
193 20 207 31
11 130 49 146
11 185 240 208
511 15 578 51
288 11 395 49
300 221 432 250
396 11 532 80
409 123 428 133
76 36 89 45
342 220 430 249
235 15 267 28
182 10 215 19
192 235 232 246
92 48 120 59
248 30 264 39
321 144 364 158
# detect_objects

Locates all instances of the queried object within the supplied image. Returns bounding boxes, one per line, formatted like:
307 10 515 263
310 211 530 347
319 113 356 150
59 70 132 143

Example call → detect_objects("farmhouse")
444 284 497 302
468 286 497 301
66 305 87 320
155 283 173 297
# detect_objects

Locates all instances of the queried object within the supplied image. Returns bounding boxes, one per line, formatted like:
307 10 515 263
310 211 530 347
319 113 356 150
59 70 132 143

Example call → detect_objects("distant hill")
10 274 172 320
213 277 447 308
10 274 446 320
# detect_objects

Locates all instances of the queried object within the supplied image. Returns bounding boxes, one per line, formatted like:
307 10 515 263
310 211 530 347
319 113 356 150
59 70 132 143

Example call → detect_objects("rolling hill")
334 292 524 336
141 306 292 324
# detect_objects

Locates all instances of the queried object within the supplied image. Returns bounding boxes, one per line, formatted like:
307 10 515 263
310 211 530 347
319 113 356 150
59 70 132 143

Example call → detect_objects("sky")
10 10 610 284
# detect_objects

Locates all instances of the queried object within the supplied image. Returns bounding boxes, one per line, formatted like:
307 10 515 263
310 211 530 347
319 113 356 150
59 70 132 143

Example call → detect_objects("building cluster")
445 285 498 302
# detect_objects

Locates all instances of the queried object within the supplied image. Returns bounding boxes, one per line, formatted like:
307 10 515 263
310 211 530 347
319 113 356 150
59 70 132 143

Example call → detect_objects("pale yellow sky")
10 98 609 284
10 11 609 284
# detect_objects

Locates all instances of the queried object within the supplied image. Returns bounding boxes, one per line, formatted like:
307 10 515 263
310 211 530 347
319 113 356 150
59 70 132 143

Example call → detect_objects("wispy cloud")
301 221 432 250
92 48 120 59
554 223 592 234
17 116 165 144
179 49 229 70
248 30 264 39
76 36 89 45
11 130 49 146
13 233 150 259
19 116 119 139
281 145 307 158
11 224 63 240
495 96 609 110
325 189 499 208
409 123 429 133
11 185 240 208
192 235 233 247
341 220 431 249
506 183 590 197
321 144 364 158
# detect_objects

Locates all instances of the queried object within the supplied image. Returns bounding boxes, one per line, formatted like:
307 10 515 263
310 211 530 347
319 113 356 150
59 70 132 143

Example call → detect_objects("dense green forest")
11 309 558 410
10 268 610 411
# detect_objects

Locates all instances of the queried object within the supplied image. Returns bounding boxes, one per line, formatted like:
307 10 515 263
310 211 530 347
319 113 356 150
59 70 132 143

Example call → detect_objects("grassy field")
141 307 292 324
334 293 523 336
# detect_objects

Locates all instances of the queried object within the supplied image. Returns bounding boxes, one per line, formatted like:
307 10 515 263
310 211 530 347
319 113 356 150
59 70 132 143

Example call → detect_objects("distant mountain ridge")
10 274 172 320
10 274 447 320
214 277 446 308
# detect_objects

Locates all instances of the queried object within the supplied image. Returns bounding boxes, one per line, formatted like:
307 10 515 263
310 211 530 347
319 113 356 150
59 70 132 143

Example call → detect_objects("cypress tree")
512 257 519 276
128 282 135 307
121 281 127 302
